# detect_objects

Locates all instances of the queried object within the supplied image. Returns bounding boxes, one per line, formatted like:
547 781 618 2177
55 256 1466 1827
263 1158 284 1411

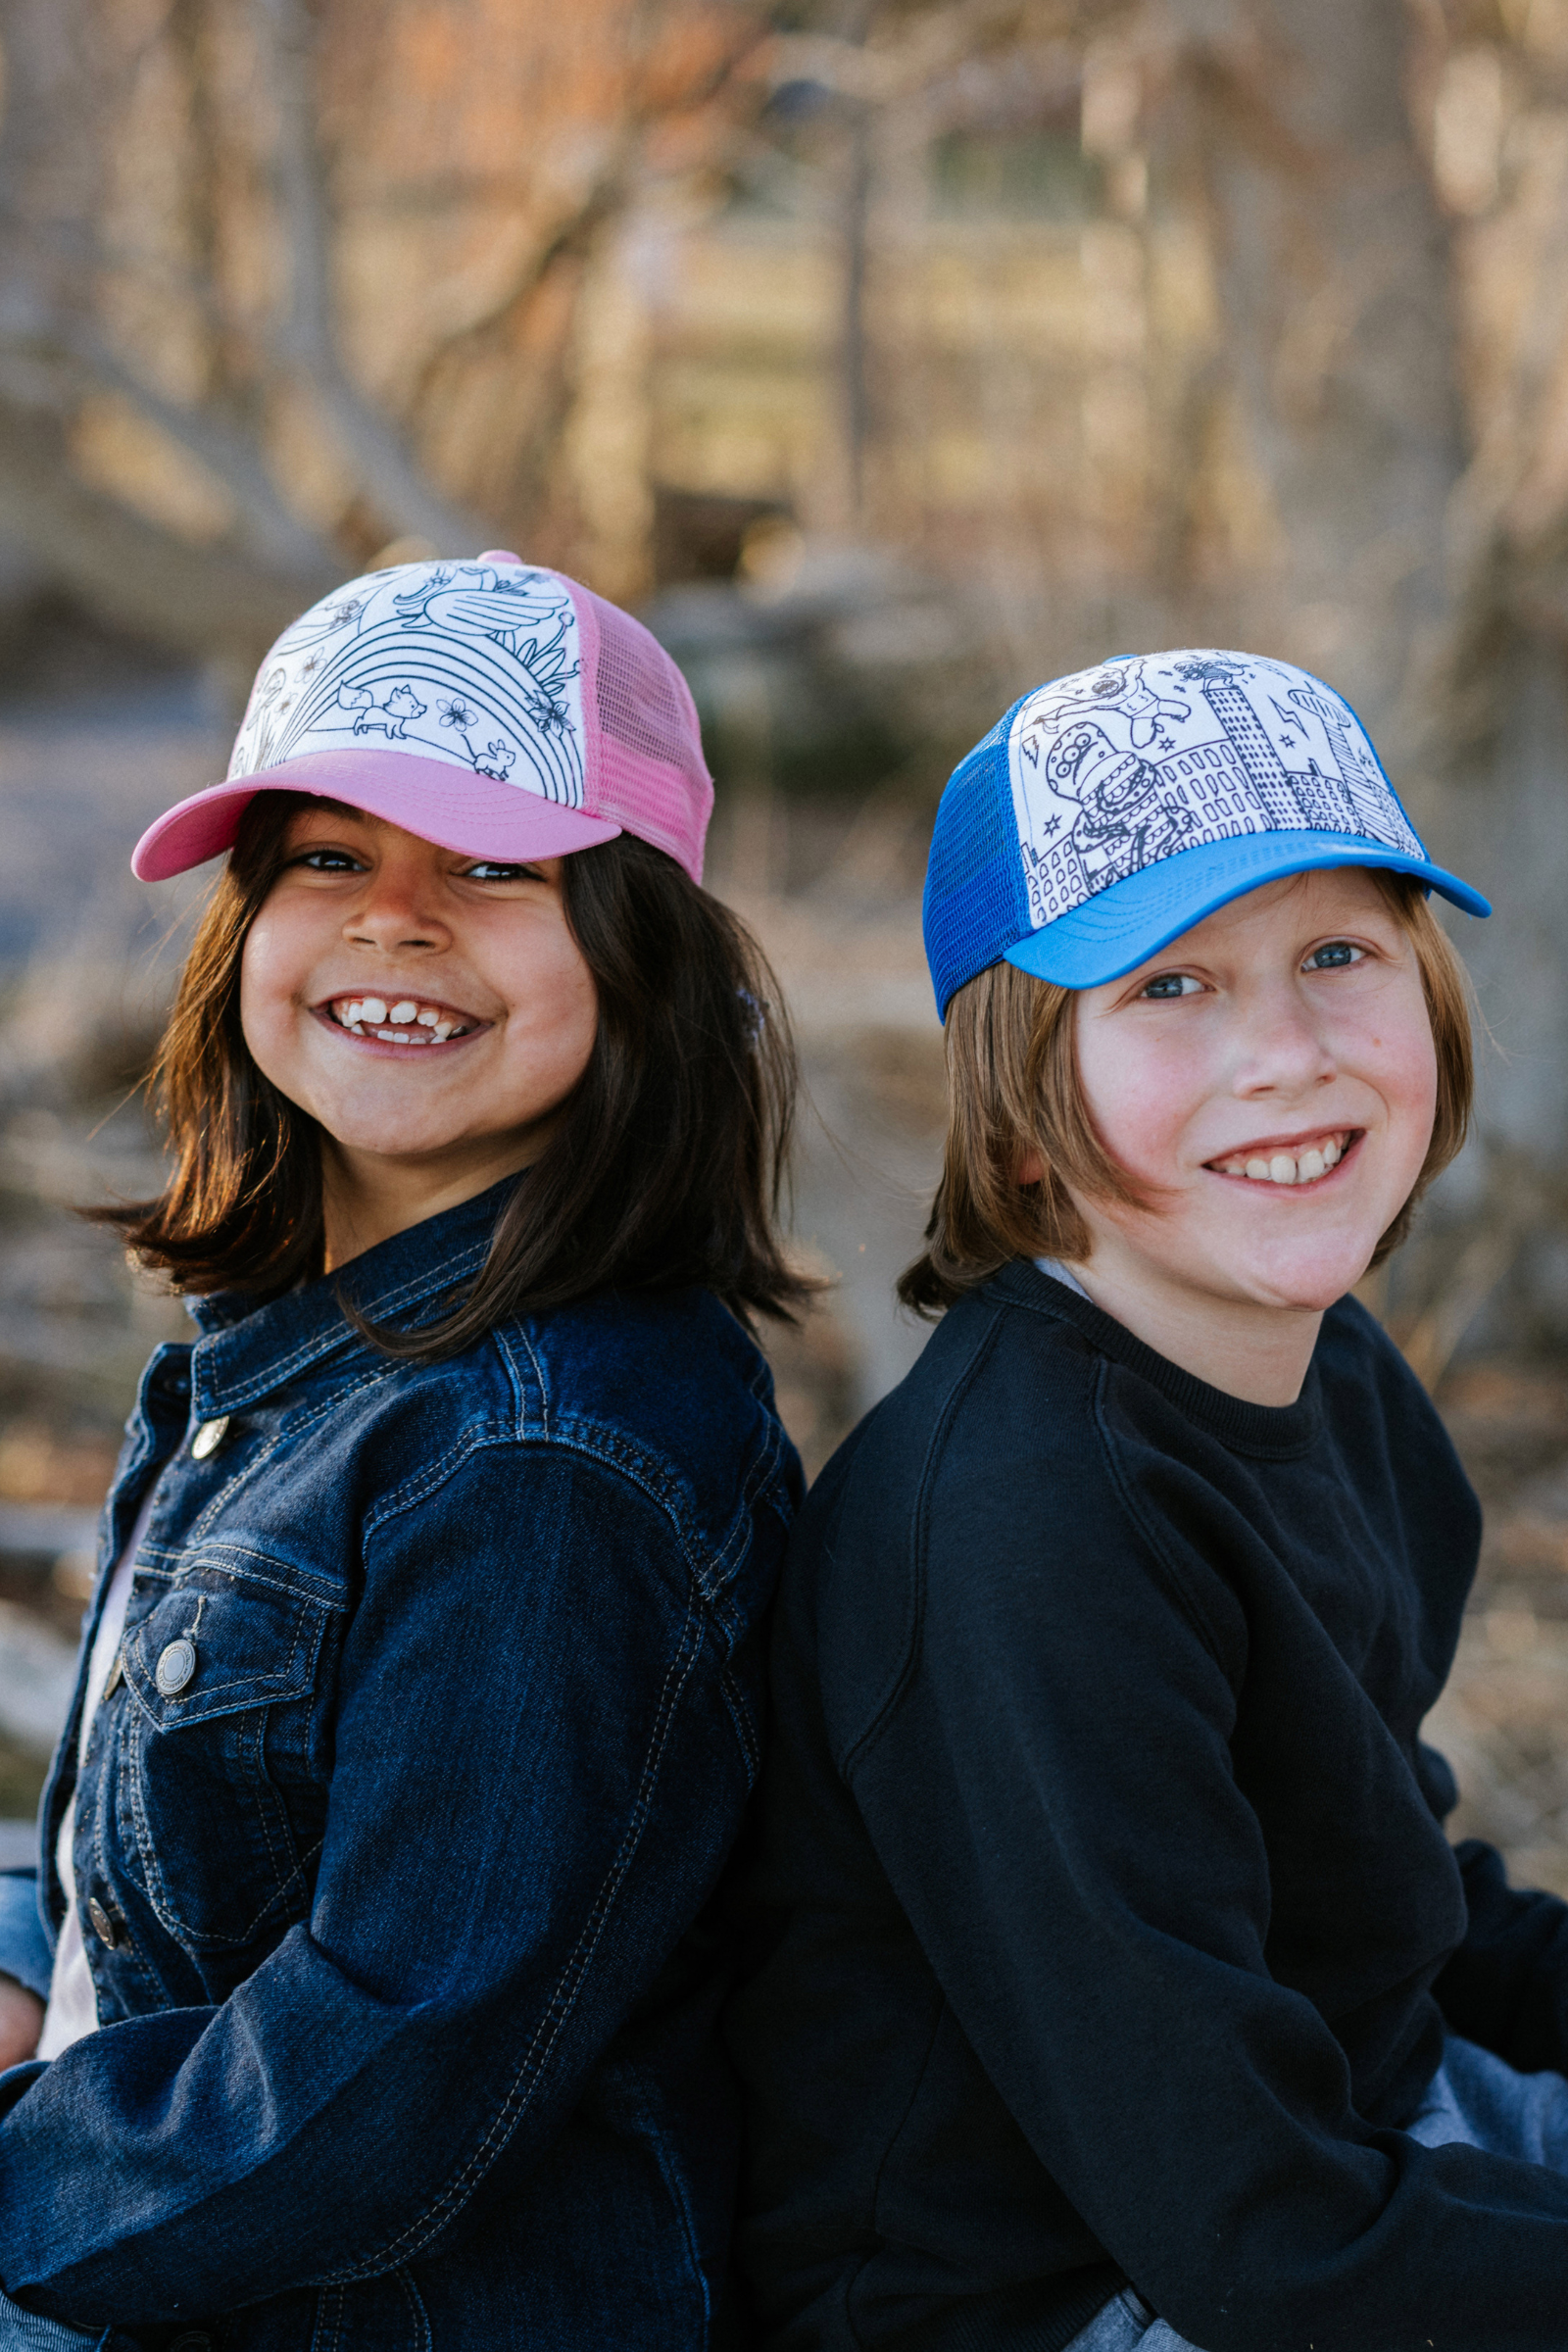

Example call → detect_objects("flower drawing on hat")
225 559 589 806
521 685 571 738
1007 651 1423 931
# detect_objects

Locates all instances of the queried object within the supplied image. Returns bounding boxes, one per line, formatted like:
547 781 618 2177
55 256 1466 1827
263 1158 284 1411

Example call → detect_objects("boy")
728 651 1568 2351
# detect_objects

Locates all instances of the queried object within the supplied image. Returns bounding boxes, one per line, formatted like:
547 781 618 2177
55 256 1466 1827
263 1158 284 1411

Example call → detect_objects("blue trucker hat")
922 649 1490 1014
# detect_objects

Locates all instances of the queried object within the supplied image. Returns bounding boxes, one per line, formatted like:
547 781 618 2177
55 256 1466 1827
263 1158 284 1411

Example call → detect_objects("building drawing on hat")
1187 666 1355 831
1012 652 1421 929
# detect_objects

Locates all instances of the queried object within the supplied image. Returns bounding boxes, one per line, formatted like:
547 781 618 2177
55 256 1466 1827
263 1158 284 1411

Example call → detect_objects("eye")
462 860 543 883
1138 971 1203 1000
290 846 366 872
1303 940 1364 971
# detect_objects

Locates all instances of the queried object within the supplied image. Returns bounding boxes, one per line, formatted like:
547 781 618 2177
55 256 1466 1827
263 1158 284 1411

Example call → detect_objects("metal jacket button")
191 1415 228 1459
86 1896 122 1949
156 1637 197 1695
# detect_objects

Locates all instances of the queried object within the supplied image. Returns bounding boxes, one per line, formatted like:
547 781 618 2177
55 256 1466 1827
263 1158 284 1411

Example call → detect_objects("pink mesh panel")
576 585 712 882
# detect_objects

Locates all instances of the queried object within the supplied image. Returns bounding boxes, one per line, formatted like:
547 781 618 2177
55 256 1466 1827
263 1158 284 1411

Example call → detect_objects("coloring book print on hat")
1010 652 1424 929
231 561 586 806
921 648 1490 1014
132 552 713 886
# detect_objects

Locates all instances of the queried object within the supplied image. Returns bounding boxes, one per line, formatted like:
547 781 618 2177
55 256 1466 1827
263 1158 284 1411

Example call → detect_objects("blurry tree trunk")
1154 0 1466 766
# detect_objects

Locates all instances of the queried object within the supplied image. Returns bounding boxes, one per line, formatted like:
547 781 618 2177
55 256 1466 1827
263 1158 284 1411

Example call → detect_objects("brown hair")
96 794 812 1350
899 871 1475 1315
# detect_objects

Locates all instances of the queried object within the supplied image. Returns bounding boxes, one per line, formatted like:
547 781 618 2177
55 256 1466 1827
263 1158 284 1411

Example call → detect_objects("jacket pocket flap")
123 1562 330 1727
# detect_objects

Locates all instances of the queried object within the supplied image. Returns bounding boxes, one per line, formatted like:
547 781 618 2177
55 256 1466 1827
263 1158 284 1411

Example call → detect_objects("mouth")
316 992 487 1047
1204 1129 1361 1188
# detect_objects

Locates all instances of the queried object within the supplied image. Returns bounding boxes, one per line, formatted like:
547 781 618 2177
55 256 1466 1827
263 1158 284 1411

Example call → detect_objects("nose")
1229 979 1338 1101
343 861 451 956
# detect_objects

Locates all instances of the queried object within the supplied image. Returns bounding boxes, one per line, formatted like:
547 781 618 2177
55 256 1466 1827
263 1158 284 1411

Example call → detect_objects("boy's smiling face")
1063 868 1439 1393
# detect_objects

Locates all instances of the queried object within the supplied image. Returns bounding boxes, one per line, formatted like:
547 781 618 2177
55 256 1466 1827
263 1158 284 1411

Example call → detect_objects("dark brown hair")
900 871 1475 1315
96 794 811 1351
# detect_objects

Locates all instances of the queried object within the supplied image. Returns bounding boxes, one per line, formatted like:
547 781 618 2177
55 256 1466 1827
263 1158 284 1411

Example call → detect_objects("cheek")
1075 1019 1204 1180
501 927 599 1086
1369 1004 1440 1174
237 911 302 1063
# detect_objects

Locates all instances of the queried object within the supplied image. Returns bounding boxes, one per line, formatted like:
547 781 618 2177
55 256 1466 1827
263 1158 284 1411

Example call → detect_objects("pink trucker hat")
132 552 714 884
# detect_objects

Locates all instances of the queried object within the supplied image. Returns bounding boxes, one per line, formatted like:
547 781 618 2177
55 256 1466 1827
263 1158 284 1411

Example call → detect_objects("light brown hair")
95 794 812 1351
899 871 1475 1315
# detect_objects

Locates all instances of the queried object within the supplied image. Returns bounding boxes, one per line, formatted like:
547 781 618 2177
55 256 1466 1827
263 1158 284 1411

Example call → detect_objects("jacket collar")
186 1176 516 1419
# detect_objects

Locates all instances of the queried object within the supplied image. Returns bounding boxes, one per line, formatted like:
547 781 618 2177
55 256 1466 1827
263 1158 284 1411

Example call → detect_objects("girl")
731 650 1568 2350
0 553 805 2350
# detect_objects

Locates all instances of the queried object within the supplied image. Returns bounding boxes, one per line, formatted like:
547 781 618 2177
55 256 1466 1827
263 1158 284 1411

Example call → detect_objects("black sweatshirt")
727 1261 1568 2352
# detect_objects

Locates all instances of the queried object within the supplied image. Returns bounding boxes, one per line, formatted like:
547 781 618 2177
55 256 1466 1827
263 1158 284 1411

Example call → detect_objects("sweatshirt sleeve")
0 1446 753 2326
829 1391 1568 2352
1435 1838 1568 2073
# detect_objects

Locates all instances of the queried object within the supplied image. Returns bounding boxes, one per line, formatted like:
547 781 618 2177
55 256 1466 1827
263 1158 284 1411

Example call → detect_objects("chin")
1236 1248 1381 1313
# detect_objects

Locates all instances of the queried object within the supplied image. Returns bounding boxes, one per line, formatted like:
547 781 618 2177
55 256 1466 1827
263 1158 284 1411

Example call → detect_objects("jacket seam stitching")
330 1589 710 2275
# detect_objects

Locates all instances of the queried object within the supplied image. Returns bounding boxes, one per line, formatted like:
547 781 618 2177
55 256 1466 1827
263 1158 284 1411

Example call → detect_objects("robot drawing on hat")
727 649 1568 2352
0 553 809 2349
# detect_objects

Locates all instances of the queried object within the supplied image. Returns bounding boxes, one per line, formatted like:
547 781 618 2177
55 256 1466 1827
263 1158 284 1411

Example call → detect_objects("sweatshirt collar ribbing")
992 1257 1326 1459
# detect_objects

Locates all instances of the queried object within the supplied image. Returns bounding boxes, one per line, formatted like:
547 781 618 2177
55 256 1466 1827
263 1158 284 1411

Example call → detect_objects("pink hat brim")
131 748 623 882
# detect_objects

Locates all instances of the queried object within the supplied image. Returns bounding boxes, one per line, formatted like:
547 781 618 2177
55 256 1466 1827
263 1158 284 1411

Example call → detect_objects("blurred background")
0 0 1564 1881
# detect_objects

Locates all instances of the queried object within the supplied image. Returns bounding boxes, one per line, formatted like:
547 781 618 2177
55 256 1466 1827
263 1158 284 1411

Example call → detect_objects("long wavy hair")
95 795 811 1353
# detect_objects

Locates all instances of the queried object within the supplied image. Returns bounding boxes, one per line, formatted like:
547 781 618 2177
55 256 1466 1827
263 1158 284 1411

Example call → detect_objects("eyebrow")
291 798 362 822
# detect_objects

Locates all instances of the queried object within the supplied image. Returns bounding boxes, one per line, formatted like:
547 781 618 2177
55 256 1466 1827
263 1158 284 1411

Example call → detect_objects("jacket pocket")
114 1552 335 1951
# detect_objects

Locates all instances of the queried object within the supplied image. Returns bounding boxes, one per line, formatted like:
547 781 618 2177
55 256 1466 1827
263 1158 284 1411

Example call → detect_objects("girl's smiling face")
1062 868 1440 1398
240 805 598 1262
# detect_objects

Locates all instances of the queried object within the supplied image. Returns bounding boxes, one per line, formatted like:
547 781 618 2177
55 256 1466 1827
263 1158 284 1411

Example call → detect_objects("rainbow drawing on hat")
226 561 587 807
1009 652 1424 932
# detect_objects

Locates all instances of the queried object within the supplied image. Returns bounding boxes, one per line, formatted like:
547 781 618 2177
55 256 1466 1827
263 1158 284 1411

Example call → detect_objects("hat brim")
1004 830 1491 991
131 748 622 882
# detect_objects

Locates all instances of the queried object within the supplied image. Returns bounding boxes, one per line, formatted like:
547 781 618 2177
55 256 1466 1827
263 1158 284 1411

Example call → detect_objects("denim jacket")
0 1181 800 2351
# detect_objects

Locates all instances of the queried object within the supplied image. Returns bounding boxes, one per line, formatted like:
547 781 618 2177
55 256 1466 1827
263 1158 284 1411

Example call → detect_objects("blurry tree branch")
0 0 772 669
253 0 482 553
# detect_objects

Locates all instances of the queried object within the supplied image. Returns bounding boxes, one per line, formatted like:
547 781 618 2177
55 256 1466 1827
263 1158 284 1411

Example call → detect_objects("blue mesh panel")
922 692 1033 1016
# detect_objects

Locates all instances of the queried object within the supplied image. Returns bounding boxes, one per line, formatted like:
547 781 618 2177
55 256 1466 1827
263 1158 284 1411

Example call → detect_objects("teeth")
1218 1136 1348 1185
332 995 471 1040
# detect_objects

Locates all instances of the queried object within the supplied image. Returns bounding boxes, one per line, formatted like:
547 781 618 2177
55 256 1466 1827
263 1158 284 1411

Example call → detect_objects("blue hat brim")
1003 831 1490 991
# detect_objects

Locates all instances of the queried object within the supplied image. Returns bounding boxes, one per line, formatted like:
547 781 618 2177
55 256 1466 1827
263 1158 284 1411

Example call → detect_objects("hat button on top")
191 1414 228 1460
156 1637 197 1696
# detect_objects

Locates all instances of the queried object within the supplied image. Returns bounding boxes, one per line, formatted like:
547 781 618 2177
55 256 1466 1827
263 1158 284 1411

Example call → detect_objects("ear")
1016 1150 1045 1186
